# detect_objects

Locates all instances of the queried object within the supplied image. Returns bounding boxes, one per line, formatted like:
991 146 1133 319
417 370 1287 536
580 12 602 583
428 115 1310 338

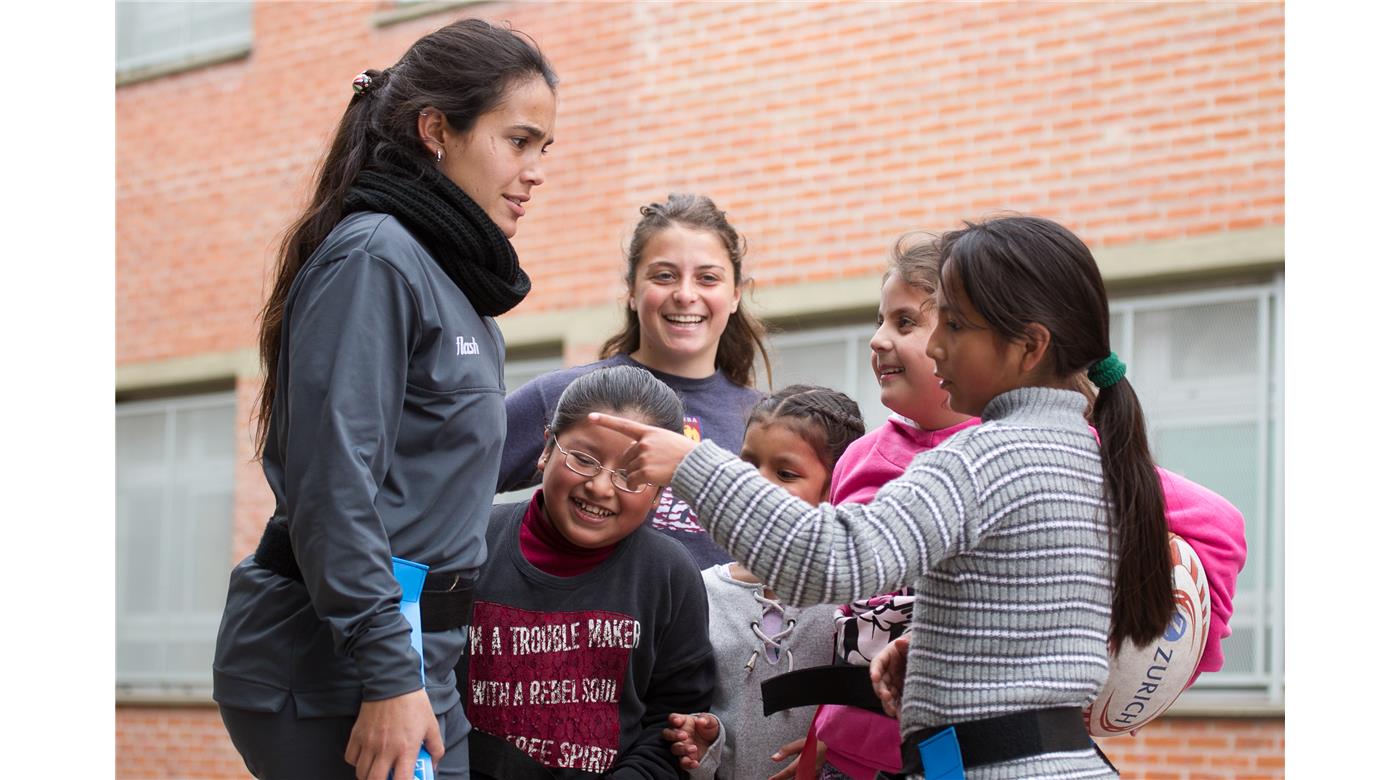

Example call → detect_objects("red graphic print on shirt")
466 601 638 772
650 487 708 535
650 416 707 535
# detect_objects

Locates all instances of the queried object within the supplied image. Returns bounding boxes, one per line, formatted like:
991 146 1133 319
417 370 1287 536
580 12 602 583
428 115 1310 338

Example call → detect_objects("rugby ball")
1085 533 1210 737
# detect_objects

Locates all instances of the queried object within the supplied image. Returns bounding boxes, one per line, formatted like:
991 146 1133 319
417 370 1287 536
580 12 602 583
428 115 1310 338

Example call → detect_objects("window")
765 275 1285 707
117 391 237 697
504 355 564 396
767 324 886 431
1111 275 1284 706
496 354 565 504
116 1 252 77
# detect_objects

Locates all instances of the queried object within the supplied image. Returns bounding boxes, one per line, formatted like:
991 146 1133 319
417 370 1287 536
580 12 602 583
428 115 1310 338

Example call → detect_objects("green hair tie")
1088 351 1126 389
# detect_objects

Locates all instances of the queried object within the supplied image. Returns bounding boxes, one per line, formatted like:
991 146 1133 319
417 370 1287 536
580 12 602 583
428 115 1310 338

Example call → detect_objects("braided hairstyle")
746 385 866 471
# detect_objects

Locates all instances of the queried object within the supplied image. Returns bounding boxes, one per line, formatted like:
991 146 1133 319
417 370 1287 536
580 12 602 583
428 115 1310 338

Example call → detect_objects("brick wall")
1100 718 1286 779
117 0 1283 364
112 708 1284 780
115 708 247 779
116 1 1284 777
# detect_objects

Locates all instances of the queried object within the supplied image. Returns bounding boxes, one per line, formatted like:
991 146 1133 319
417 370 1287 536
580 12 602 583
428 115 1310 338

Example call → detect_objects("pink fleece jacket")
814 415 1248 780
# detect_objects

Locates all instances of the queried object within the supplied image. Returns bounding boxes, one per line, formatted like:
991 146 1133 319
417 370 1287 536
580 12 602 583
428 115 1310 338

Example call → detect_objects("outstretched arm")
590 413 982 608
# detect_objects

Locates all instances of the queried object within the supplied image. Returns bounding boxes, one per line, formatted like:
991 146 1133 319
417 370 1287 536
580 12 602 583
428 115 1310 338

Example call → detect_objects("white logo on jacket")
456 336 480 356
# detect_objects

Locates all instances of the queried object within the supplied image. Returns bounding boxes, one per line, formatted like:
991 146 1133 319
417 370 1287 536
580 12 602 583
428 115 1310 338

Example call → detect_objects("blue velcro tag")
917 727 965 780
389 557 435 780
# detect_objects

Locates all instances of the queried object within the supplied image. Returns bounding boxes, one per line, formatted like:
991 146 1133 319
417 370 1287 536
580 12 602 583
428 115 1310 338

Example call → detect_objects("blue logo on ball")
1163 611 1187 642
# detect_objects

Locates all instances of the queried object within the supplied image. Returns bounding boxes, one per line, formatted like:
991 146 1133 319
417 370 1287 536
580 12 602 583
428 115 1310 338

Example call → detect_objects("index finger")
588 411 655 438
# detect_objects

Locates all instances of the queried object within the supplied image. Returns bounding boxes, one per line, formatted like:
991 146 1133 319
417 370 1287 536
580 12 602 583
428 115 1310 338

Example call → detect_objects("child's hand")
663 712 719 770
588 413 699 488
870 635 910 718
767 736 825 780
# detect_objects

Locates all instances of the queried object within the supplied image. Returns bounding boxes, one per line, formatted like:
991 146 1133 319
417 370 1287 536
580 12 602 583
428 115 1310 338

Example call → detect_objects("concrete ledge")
117 348 260 393
116 689 216 707
748 273 885 321
747 227 1285 323
116 43 252 87
1165 696 1285 718
479 227 1287 349
372 1 483 28
496 303 620 351
1096 226 1284 283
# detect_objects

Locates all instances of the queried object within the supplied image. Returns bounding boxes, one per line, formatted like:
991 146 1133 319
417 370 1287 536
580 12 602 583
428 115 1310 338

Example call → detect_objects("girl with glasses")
454 366 716 778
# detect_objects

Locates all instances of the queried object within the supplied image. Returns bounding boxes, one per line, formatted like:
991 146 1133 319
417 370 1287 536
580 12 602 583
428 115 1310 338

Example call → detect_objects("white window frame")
503 355 565 396
116 390 237 700
1111 274 1284 710
766 323 890 431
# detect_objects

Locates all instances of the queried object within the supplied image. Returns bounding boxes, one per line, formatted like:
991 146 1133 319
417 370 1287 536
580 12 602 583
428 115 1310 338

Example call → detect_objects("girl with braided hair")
663 385 865 780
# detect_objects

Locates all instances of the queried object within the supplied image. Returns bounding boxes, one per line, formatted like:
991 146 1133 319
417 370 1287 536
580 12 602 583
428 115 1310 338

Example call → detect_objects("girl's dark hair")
747 385 865 472
549 366 685 436
598 193 772 389
254 19 558 452
932 215 1172 650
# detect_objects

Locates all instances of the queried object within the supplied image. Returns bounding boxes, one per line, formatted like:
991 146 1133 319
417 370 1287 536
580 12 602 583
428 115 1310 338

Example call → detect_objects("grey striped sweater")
670 388 1117 779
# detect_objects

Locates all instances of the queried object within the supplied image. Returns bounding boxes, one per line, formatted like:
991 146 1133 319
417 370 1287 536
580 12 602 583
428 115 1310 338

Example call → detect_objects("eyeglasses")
550 438 653 494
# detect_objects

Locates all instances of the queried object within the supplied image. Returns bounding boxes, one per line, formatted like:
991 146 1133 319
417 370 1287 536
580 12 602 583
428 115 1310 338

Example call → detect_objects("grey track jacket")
214 211 507 718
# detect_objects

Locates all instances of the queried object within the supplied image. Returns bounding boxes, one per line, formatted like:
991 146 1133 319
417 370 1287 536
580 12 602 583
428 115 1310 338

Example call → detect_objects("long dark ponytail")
254 19 557 453
934 215 1172 649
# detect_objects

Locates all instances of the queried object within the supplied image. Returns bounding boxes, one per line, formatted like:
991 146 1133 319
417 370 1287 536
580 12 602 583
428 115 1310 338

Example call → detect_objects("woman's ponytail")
254 86 378 452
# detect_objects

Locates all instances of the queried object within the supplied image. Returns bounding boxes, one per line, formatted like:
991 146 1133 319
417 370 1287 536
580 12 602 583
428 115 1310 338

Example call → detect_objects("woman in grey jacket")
212 20 557 780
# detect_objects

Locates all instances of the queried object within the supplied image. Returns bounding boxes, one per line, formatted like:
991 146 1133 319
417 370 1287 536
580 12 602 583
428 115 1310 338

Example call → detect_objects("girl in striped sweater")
590 215 1174 779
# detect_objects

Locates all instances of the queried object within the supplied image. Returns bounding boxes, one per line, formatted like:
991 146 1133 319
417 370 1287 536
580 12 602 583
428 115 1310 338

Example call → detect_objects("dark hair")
746 385 865 472
933 215 1172 650
598 193 772 388
549 366 685 436
254 19 558 451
